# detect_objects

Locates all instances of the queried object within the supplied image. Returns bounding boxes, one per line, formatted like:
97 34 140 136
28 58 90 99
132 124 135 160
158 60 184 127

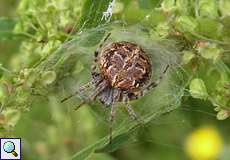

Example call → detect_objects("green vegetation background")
0 0 229 160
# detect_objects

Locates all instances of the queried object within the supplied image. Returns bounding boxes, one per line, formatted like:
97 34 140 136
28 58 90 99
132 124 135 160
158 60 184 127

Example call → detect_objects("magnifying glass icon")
3 141 18 157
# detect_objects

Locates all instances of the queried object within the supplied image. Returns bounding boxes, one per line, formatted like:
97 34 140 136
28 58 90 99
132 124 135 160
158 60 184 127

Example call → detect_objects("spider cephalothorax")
61 33 169 143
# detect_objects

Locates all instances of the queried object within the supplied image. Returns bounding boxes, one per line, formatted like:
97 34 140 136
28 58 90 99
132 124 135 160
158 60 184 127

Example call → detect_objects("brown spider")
61 33 169 143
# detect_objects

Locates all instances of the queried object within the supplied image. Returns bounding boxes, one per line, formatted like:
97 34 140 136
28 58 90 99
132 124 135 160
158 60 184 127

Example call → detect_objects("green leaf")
91 153 115 160
175 16 198 33
161 0 176 12
197 43 222 62
95 132 134 153
189 78 209 100
112 1 124 14
215 60 230 79
139 0 159 9
40 71 57 86
1 109 21 129
176 0 189 14
198 0 219 18
217 109 229 120
197 18 222 39
124 2 149 24
219 0 230 17
182 51 195 64
154 22 170 38
211 60 230 109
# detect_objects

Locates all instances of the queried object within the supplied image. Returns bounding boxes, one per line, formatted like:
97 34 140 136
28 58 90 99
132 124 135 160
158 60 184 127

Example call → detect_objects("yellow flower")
185 126 223 160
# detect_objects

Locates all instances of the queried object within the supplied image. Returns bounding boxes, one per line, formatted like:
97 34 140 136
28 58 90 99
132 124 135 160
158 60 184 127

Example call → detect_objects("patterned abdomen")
100 42 152 91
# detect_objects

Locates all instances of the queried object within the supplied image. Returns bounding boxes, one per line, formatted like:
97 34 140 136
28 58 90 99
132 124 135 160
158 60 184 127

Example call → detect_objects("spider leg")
60 80 96 103
99 33 111 49
74 80 108 110
91 51 99 78
61 74 103 103
91 33 111 77
109 100 117 144
108 89 121 144
147 64 169 89
123 95 144 127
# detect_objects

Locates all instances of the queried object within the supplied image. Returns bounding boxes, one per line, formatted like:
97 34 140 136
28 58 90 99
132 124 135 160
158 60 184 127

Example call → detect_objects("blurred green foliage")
0 0 229 160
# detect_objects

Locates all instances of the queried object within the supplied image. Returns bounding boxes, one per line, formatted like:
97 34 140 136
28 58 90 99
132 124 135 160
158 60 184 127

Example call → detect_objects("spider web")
36 20 193 158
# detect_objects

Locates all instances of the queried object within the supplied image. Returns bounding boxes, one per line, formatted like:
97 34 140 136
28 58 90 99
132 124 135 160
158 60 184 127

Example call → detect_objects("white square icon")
0 138 21 160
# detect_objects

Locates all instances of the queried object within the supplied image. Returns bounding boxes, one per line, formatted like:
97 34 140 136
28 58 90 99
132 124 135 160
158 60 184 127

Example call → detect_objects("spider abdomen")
100 42 152 91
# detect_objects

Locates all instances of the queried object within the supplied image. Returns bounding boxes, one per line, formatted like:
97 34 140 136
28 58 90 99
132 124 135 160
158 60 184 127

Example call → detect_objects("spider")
101 0 116 21
61 33 169 144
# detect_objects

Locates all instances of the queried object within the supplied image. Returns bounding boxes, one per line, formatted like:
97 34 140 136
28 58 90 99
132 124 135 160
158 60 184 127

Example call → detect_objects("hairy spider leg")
91 33 111 77
60 80 96 103
74 79 109 110
123 95 144 127
109 100 116 144
109 89 121 144
136 65 170 98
